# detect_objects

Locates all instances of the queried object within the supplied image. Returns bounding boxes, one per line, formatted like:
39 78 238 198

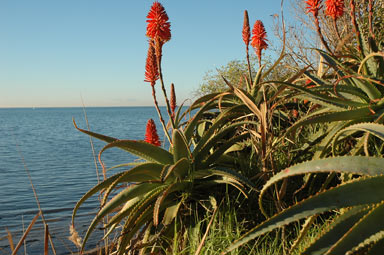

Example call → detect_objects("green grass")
174 196 330 255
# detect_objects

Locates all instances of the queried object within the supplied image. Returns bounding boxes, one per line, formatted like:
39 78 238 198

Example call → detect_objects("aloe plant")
223 155 384 254
223 1 384 253
71 103 256 254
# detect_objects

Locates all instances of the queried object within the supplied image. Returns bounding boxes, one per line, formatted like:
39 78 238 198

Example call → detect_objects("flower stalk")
242 10 253 85
325 0 344 39
146 1 175 130
305 0 332 53
368 0 375 39
145 41 172 144
350 0 363 54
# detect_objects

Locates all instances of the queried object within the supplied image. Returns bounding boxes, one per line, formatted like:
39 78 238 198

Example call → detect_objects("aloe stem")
314 16 332 53
151 84 173 145
350 0 364 55
157 58 176 130
333 18 341 41
246 47 253 86
368 0 375 39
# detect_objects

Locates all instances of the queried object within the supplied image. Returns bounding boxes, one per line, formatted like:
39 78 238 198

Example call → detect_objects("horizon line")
0 105 188 109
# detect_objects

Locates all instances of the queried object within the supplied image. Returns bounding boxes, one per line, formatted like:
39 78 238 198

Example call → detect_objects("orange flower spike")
251 20 268 66
144 42 159 86
304 79 315 104
325 0 344 20
292 109 299 118
242 10 250 49
170 83 176 117
146 1 171 43
144 119 161 147
305 0 322 17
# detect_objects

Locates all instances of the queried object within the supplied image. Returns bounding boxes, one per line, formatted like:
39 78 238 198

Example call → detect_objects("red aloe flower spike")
170 83 176 117
144 119 161 147
305 0 332 53
144 41 159 86
305 0 322 17
145 1 175 131
242 10 250 49
243 10 253 85
291 109 299 118
146 1 171 43
251 20 268 66
325 0 344 20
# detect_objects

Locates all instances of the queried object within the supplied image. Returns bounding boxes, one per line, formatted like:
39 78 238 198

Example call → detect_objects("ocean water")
0 107 170 254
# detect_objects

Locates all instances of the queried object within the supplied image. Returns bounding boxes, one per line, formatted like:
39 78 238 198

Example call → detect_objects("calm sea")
0 107 170 254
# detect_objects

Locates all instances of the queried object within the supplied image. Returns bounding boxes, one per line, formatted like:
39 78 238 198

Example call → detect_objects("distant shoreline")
0 105 182 109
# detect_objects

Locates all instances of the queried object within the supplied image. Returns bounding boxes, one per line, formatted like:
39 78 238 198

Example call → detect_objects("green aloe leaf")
153 182 190 226
260 156 384 206
172 129 190 162
232 87 262 120
104 184 168 232
303 206 370 255
317 50 381 100
163 158 190 182
309 85 369 102
367 236 384 255
333 122 384 145
194 121 255 161
190 92 222 107
162 201 182 226
184 100 216 140
328 202 384 255
361 37 379 77
276 81 366 108
117 204 155 255
195 167 256 190
302 73 370 102
199 133 250 168
222 175 384 254
259 156 384 212
251 64 265 97
253 64 265 86
72 162 163 225
313 121 357 159
287 106 377 135
173 101 186 128
192 105 246 155
80 182 164 252
294 95 350 111
99 140 173 165
101 163 164 206
73 119 118 143
116 194 176 255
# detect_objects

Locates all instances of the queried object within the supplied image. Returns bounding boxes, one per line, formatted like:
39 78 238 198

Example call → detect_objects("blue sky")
0 1 292 107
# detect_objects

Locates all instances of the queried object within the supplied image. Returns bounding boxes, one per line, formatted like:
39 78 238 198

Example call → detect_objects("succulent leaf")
99 139 173 165
224 175 384 254
172 129 190 162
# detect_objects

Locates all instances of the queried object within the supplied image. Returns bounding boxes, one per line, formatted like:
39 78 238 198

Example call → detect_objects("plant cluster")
71 0 384 254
